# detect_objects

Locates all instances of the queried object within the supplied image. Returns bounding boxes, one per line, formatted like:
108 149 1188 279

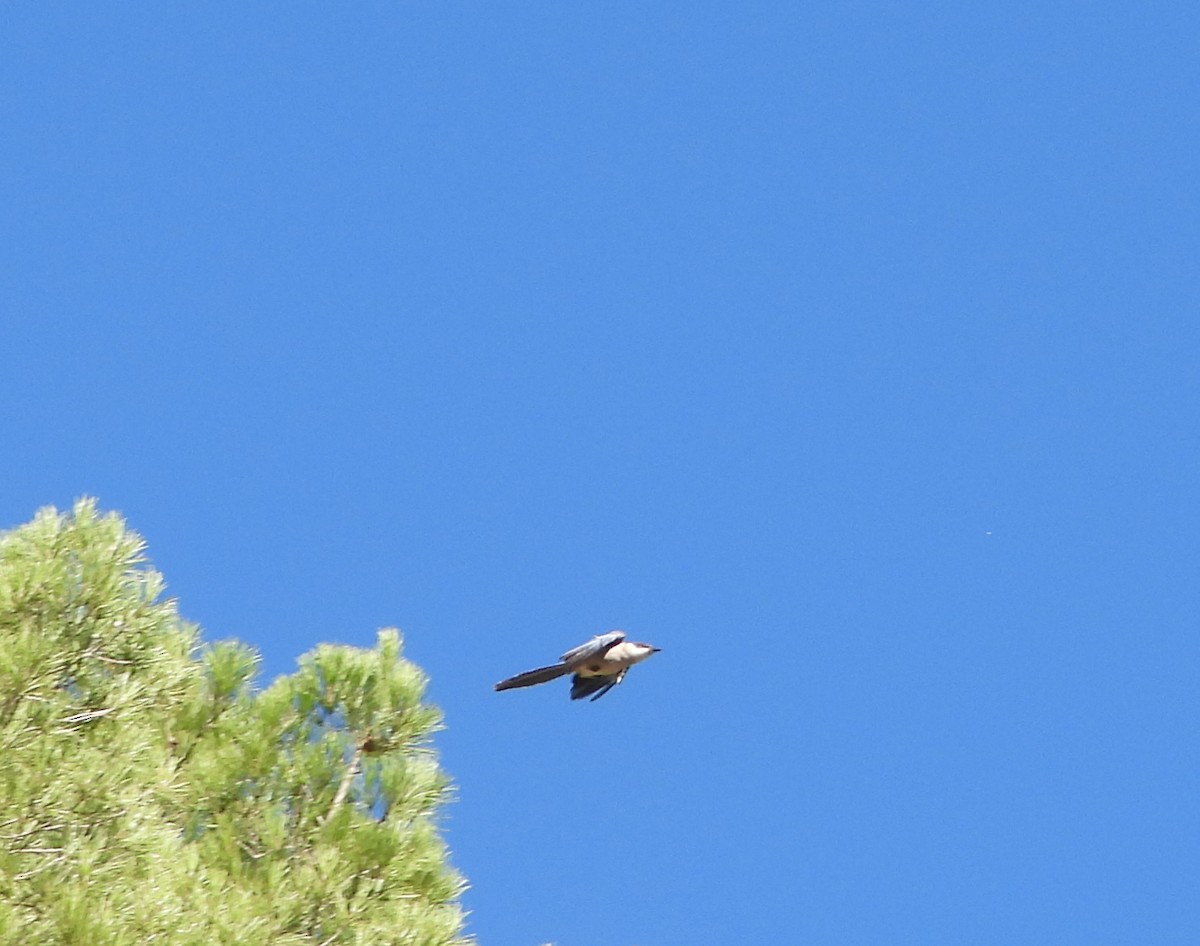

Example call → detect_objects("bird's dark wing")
560 630 626 666
494 663 571 691
569 673 615 701
569 668 628 702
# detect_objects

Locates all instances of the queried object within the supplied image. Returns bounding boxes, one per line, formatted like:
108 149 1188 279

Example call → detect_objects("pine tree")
0 500 468 946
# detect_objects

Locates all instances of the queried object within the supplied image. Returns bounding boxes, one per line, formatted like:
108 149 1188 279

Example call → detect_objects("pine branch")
325 742 365 822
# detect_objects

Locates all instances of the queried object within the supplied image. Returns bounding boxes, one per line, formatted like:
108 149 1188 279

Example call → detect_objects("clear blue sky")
3 4 1198 943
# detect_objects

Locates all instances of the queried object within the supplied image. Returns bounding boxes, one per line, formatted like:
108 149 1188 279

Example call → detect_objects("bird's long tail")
494 663 570 691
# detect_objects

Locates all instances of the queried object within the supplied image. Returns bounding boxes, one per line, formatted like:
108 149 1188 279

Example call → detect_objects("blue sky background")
3 4 1198 943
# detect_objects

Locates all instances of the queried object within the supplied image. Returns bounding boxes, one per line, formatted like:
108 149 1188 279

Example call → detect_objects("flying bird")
494 630 660 701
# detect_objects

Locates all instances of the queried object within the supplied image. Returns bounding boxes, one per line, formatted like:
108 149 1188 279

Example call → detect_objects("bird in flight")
494 630 660 701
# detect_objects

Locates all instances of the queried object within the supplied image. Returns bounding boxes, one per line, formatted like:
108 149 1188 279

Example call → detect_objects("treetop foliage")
0 500 468 946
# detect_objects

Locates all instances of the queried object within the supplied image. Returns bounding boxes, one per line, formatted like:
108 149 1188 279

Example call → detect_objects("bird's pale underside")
494 630 660 701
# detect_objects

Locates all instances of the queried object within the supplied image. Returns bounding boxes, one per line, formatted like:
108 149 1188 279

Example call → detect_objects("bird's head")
630 642 661 662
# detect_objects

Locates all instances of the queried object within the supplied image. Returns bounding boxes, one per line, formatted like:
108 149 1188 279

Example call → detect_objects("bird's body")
494 630 659 701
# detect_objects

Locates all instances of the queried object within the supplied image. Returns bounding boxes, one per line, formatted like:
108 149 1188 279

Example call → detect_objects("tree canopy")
0 500 467 946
